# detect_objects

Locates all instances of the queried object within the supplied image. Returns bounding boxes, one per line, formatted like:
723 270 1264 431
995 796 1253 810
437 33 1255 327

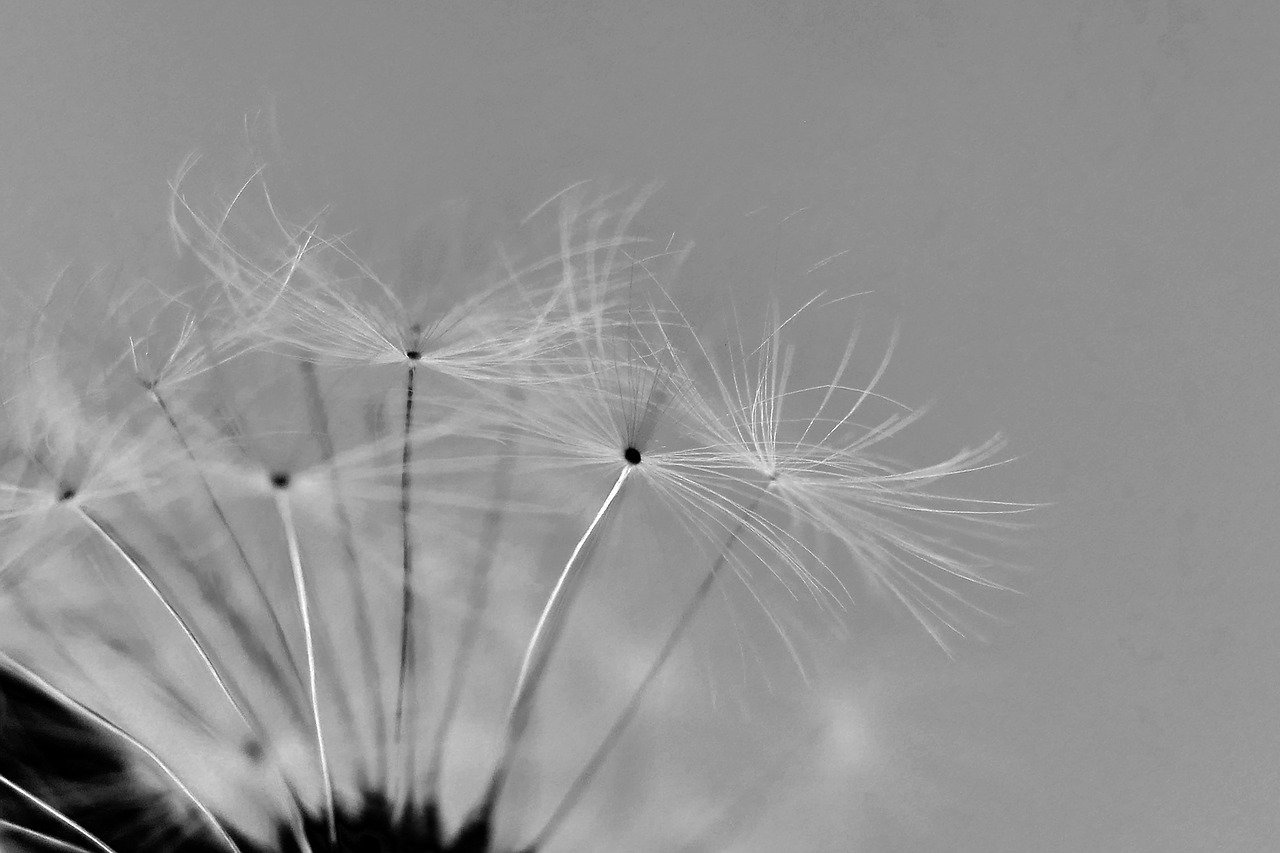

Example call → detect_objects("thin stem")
25 531 315 853
488 465 633 806
150 388 305 705
393 361 423 808
0 654 243 853
529 496 761 850
24 546 216 731
142 511 308 726
0 773 118 853
299 359 387 786
423 427 515 802
394 364 417 738
0 819 98 853
73 506 253 733
272 488 336 843
26 604 316 853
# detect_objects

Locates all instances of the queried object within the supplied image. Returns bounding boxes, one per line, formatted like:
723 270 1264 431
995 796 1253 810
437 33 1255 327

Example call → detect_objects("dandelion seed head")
1 170 1033 852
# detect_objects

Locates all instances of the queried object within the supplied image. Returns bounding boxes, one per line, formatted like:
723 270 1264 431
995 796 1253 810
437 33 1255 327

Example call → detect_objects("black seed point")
623 446 642 465
406 349 422 361
270 471 290 489
58 487 76 502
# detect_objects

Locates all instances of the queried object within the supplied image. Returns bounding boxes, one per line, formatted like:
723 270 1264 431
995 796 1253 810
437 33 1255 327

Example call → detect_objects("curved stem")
0 819 99 853
423 428 515 803
0 654 243 853
273 489 336 843
487 465 632 808
298 359 387 788
73 506 253 733
0 772 118 853
151 388 303 707
529 496 761 850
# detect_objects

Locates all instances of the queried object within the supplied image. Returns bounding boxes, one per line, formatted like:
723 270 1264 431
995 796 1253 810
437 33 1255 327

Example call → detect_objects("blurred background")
1 2 1277 850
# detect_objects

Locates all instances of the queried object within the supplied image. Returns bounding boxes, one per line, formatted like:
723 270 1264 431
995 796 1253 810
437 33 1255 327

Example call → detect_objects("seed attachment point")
623 446 642 466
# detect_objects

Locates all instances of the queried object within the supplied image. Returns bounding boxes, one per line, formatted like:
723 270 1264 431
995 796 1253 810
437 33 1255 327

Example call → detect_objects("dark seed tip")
243 740 264 762
623 446 642 465
270 471 290 489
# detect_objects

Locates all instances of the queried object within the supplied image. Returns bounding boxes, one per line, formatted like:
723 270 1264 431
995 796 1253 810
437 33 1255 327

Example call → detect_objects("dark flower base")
0 668 517 853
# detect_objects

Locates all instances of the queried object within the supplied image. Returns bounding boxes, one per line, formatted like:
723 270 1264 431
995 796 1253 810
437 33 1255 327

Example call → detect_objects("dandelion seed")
673 299 1034 650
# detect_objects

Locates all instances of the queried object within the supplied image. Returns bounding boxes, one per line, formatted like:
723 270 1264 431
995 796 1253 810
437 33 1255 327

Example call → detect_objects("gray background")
2 2 1277 851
